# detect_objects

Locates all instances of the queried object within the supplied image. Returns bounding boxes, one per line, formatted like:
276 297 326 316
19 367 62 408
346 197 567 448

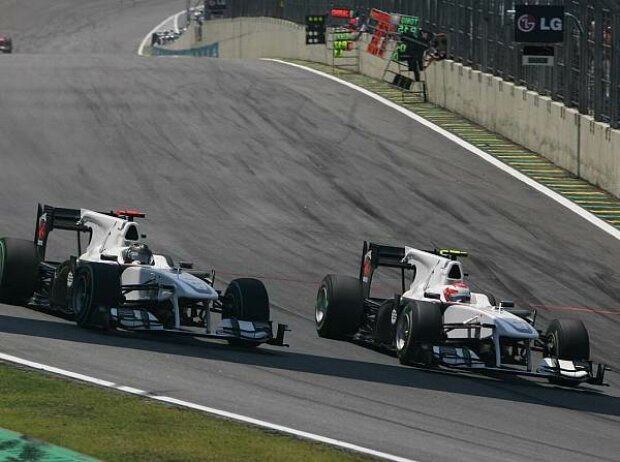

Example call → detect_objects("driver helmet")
442 282 471 303
122 243 154 265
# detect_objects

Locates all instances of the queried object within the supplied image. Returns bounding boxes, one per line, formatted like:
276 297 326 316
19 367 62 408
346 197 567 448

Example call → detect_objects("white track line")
137 10 185 56
263 59 620 243
0 352 419 462
173 11 180 33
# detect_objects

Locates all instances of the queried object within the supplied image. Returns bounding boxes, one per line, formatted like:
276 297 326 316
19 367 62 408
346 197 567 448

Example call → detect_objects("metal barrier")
227 0 619 129
152 42 219 57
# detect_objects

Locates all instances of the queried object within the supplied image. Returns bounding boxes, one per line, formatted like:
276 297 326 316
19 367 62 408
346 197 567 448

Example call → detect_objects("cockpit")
122 243 154 265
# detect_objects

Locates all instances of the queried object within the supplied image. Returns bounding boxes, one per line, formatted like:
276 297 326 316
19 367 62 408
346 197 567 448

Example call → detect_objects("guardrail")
226 0 619 129
152 42 219 57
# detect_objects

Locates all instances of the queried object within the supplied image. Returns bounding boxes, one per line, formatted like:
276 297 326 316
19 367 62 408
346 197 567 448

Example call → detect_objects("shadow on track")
1 312 618 419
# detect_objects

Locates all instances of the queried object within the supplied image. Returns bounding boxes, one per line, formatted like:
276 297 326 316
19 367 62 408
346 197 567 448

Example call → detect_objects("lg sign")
517 14 562 32
514 5 564 43
517 14 536 33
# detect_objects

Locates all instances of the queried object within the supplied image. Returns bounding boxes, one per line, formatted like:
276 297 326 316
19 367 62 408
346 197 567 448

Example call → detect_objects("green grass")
0 362 375 462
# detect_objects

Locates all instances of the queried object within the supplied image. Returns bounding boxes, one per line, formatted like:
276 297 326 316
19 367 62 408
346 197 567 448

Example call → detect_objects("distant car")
0 36 12 53
315 241 608 387
0 204 288 348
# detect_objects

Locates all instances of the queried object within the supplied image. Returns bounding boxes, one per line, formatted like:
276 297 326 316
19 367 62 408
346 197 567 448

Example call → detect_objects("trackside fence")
226 0 620 129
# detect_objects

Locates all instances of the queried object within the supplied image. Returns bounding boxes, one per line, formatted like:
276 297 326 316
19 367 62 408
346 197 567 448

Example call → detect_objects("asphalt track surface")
1 2 619 461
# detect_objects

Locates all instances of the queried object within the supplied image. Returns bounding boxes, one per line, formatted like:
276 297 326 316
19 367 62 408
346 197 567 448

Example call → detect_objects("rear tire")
222 278 270 348
395 301 443 366
71 263 121 328
0 237 39 305
545 318 590 386
315 274 363 339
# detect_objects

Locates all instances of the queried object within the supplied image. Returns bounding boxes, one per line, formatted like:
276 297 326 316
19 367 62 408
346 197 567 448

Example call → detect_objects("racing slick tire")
315 274 363 339
222 278 270 348
396 301 443 366
545 318 590 386
546 318 590 360
0 238 39 305
71 263 121 329
222 278 270 321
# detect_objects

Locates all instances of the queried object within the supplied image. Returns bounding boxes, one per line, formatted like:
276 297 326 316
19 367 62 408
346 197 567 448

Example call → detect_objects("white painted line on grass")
0 352 419 462
116 385 148 395
150 395 418 462
137 10 185 56
0 352 115 387
263 59 620 243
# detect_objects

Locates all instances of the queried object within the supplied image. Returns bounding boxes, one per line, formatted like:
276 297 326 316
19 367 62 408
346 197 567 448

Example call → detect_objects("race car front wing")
216 319 290 346
430 345 609 386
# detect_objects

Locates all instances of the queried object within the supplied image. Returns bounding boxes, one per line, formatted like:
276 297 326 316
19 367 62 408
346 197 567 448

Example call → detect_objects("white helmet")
122 243 154 265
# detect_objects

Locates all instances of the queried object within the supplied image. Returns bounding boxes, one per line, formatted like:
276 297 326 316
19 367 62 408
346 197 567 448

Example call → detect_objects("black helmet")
123 243 153 265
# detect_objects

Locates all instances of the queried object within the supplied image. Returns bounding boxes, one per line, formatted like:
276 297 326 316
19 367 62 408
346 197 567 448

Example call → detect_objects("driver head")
441 282 471 303
122 243 153 265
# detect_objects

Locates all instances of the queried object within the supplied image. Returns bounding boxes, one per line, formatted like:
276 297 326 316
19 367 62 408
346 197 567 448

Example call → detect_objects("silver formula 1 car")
315 241 607 386
0 35 12 54
0 204 288 347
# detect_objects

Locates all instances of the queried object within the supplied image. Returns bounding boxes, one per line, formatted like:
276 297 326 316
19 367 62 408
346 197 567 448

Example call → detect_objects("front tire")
222 278 270 322
222 278 270 348
545 318 590 386
0 237 39 305
71 263 121 328
315 274 363 339
546 318 590 360
395 301 443 366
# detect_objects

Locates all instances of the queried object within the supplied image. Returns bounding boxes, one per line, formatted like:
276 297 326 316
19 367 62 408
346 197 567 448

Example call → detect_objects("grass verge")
0 362 375 462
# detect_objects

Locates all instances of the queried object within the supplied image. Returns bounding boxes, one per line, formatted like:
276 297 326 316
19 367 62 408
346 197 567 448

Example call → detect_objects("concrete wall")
425 61 583 174
425 60 620 196
580 116 620 195
159 17 620 198
206 17 319 61
161 17 392 77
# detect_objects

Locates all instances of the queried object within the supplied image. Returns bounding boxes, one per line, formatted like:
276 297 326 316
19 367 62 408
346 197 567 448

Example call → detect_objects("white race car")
0 204 288 347
315 241 607 386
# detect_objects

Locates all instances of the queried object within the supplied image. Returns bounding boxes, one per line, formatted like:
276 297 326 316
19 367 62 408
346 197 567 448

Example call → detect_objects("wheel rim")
73 275 88 317
548 332 559 358
395 310 410 352
226 292 240 319
315 286 328 325
0 240 5 287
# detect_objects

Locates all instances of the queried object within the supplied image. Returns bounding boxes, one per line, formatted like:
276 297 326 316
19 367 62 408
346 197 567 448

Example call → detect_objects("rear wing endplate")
35 203 85 259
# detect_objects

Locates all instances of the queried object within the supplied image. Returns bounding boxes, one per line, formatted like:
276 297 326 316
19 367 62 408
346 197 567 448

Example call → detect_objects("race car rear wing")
359 241 470 298
359 242 468 273
34 204 86 259
360 241 413 297
359 241 408 275
34 204 147 259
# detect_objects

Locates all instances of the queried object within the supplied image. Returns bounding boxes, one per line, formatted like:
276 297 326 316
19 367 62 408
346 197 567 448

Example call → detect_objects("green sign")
397 15 420 36
333 30 354 57
392 14 420 62
334 32 353 41
392 42 408 62
334 39 350 56
400 15 419 26
0 429 98 461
